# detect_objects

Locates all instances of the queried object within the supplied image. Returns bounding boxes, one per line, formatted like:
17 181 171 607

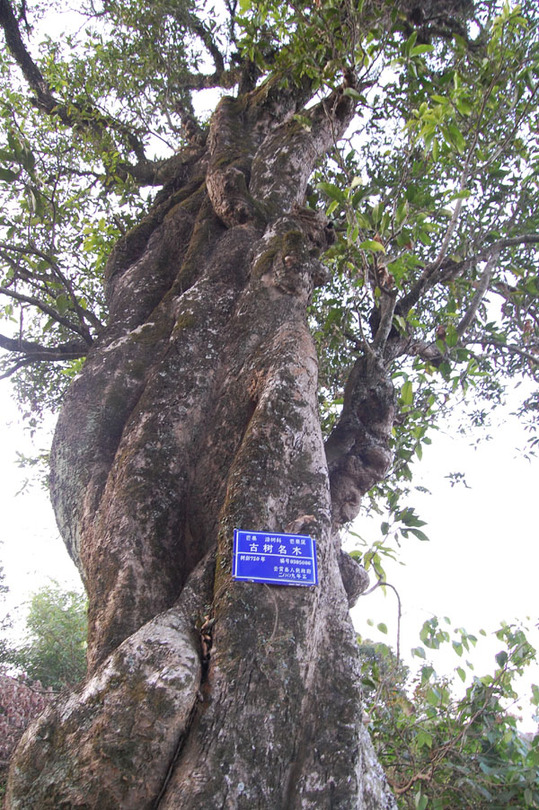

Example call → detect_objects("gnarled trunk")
7 76 396 809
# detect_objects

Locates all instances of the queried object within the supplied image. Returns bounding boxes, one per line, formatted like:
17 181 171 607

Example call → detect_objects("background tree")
0 581 84 796
0 0 537 807
1 582 87 690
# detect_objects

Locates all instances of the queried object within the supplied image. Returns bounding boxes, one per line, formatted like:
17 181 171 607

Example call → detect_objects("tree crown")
0 0 537 505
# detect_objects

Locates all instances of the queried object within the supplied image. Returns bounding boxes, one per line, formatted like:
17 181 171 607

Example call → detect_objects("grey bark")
7 74 396 809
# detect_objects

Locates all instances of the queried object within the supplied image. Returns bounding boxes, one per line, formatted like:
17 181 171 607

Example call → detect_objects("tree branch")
189 18 225 74
0 331 88 377
456 252 498 339
372 288 397 354
325 352 395 528
0 286 94 343
178 67 242 91
470 338 538 366
398 234 539 319
0 0 173 182
0 242 105 335
0 0 51 110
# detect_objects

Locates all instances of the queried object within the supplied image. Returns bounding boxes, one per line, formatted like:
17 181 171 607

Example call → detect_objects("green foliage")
0 0 536 468
359 620 539 808
304 0 539 540
2 582 87 690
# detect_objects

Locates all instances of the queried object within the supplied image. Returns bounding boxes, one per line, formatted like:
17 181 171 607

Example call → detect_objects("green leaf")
416 729 433 750
358 239 385 253
316 182 346 204
401 380 413 405
342 87 364 101
377 622 388 634
415 789 428 810
455 97 473 116
408 527 429 542
410 44 434 57
326 199 339 217
444 123 467 154
426 686 441 707
0 167 20 182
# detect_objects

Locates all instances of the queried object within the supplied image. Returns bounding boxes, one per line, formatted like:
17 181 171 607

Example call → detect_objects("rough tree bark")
6 74 396 808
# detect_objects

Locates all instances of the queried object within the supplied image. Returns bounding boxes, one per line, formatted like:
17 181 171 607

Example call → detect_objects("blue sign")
232 529 318 587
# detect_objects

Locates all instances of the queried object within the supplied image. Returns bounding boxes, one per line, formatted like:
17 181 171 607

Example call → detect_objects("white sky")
0 383 538 730
349 402 539 730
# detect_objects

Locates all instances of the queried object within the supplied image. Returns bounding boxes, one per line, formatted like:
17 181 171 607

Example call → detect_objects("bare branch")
398 233 539 319
398 64 513 318
470 338 539 367
456 252 498 339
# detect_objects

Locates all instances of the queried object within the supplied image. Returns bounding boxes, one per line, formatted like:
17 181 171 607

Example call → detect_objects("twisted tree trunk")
7 76 396 809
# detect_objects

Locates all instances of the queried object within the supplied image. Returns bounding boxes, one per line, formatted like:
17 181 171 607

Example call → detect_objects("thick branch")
325 353 395 528
0 332 88 377
114 144 207 187
180 67 242 91
189 18 225 74
0 331 87 356
249 76 361 215
0 0 51 108
0 0 170 182
372 289 398 353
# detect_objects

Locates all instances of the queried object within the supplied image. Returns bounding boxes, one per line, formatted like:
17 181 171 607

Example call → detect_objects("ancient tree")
0 0 537 806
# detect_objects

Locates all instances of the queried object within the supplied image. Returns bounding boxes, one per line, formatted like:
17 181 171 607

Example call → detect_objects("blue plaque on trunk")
232 529 318 587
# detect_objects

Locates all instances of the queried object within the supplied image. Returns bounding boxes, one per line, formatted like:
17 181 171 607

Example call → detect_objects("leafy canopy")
0 0 537 497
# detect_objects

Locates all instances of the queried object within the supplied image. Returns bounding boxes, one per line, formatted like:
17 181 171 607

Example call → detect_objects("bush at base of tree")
360 620 539 809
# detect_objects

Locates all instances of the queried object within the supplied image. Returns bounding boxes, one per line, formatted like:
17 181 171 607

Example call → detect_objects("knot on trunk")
251 210 333 299
206 164 262 228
